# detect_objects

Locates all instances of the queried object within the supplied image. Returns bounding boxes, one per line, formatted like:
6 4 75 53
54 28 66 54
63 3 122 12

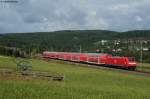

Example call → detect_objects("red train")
43 51 137 70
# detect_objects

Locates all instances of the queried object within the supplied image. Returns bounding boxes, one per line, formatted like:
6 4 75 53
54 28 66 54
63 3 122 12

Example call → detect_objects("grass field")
137 63 150 72
0 56 150 99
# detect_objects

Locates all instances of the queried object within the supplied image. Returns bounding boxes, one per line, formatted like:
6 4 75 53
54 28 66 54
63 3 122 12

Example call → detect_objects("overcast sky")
0 0 150 33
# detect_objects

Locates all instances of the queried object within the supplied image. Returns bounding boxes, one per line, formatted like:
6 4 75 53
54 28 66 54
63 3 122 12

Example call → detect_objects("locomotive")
43 51 137 70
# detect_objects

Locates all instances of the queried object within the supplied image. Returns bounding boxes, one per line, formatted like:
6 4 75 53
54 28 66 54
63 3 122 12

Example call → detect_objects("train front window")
128 57 135 62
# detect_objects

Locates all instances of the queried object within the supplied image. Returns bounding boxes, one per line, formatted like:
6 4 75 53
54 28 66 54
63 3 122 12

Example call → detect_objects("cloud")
135 16 143 22
0 0 150 33
111 4 130 11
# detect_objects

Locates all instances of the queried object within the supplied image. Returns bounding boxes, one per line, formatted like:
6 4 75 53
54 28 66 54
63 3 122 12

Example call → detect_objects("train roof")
43 51 112 56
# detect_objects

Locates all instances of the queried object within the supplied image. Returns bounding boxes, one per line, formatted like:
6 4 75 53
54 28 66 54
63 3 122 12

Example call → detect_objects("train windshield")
128 57 136 62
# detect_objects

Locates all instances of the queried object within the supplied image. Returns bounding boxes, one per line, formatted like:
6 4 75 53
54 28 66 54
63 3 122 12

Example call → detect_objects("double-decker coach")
43 51 137 70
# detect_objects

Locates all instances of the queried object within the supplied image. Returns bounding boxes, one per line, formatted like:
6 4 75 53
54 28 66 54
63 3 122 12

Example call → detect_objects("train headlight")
128 62 136 65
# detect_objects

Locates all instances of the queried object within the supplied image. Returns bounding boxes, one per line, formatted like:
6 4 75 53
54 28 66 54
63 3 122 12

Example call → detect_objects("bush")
13 58 32 72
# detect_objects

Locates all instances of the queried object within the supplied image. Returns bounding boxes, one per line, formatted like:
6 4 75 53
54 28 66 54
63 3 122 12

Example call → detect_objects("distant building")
101 40 108 45
143 48 149 51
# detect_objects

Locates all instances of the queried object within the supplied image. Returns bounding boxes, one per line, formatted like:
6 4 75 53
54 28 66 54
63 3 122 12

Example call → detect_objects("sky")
0 0 150 33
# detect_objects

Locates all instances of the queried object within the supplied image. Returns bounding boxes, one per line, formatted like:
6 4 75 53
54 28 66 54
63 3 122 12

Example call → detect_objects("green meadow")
137 63 150 72
0 56 150 99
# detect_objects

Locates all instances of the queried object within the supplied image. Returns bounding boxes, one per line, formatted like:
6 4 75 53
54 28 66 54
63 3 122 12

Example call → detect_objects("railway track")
45 58 150 77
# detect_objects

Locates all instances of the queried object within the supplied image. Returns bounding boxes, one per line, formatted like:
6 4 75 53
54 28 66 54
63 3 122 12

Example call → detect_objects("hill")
0 30 150 52
0 30 117 52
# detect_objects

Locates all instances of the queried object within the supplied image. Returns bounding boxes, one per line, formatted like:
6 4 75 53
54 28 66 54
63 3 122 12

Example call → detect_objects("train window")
128 57 135 61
